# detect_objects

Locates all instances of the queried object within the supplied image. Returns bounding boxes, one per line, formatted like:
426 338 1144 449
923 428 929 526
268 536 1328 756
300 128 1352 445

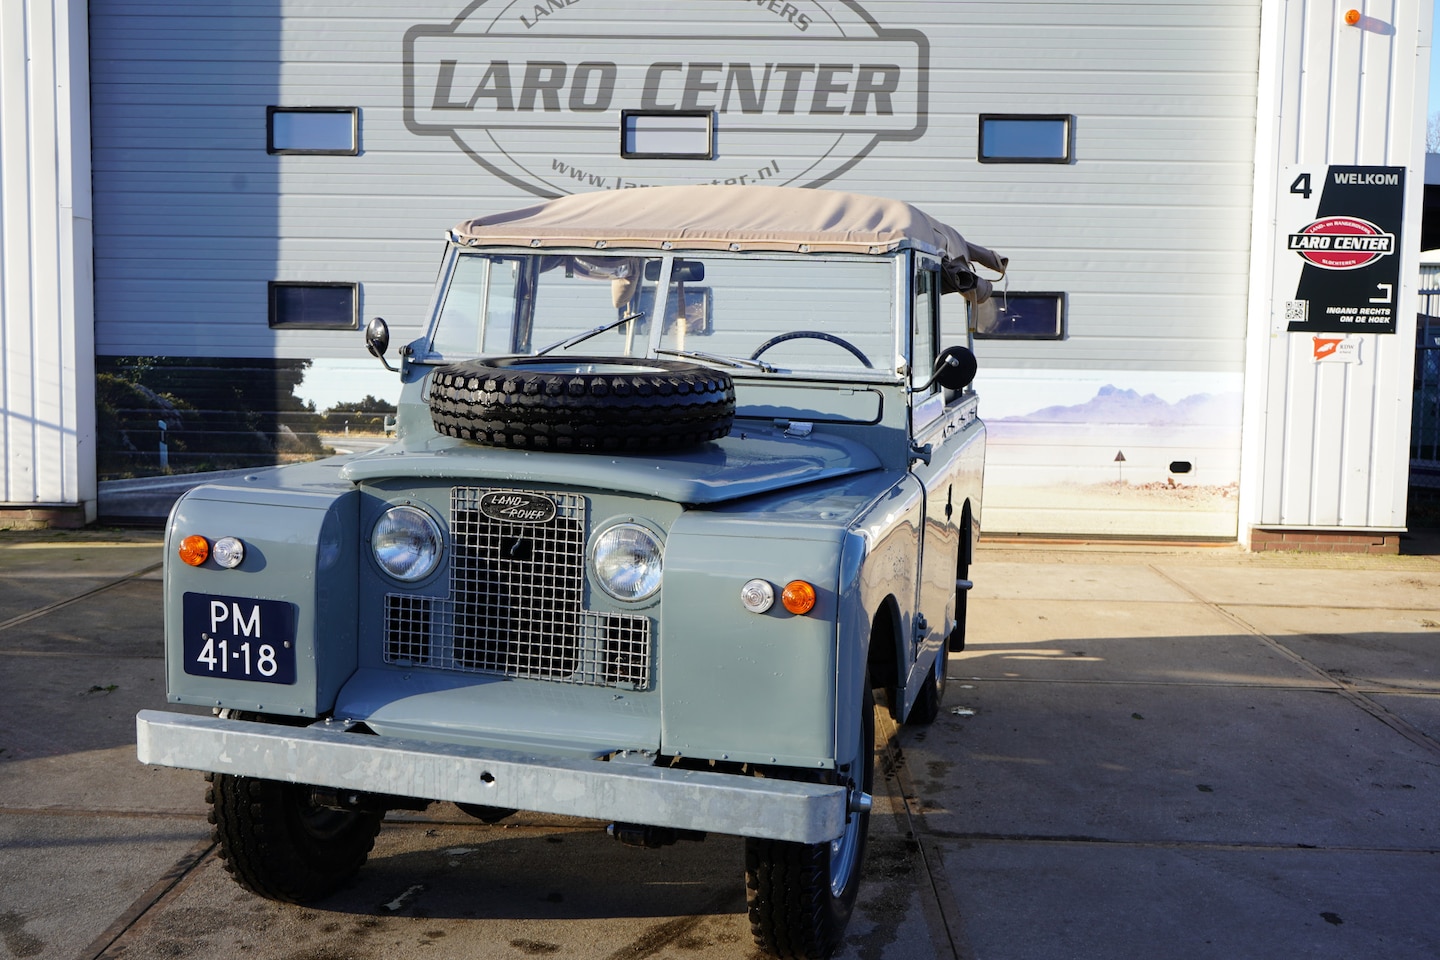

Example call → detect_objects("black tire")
207 773 382 903
907 642 948 726
745 684 874 959
428 356 735 453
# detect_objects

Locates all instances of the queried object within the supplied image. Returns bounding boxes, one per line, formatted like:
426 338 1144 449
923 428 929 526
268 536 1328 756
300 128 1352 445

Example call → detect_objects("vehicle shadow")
285 813 748 924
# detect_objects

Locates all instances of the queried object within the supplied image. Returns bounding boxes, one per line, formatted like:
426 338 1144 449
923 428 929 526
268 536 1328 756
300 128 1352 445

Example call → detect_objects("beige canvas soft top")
450 185 1008 301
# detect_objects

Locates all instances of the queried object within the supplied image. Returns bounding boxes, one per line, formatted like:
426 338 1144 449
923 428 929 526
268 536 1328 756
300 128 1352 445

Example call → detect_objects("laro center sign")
1279 165 1404 336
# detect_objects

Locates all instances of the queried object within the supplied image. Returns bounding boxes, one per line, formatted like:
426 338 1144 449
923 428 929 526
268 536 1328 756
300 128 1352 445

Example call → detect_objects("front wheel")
207 773 383 903
745 684 874 959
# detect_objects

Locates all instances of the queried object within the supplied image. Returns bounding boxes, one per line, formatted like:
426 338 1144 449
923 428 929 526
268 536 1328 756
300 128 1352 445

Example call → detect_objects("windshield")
425 251 897 377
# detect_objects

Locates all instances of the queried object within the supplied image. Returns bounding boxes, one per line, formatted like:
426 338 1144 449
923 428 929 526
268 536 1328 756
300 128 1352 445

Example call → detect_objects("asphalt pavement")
2 528 1438 960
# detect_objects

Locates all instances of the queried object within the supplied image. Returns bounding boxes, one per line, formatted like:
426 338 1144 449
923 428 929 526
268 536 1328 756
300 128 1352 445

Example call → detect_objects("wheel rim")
829 697 871 897
829 797 864 897
296 794 361 842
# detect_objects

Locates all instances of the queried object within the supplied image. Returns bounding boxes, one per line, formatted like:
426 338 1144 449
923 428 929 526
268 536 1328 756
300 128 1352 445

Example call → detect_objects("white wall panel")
0 0 93 518
1241 0 1429 533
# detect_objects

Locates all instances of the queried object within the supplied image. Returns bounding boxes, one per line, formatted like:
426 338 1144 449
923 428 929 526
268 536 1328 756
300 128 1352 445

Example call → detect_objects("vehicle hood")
338 425 881 505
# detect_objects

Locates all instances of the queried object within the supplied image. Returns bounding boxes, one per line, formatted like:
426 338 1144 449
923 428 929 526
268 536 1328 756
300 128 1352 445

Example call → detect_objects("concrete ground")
1 530 1438 960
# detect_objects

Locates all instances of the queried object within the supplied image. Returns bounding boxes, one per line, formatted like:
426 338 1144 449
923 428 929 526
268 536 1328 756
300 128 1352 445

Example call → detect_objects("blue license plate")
182 593 297 684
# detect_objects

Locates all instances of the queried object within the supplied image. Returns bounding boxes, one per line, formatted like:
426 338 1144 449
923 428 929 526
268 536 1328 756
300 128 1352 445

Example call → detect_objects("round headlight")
593 523 664 602
372 506 444 582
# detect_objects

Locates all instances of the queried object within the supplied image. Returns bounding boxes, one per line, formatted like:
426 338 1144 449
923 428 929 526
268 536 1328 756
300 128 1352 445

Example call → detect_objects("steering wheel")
749 330 873 369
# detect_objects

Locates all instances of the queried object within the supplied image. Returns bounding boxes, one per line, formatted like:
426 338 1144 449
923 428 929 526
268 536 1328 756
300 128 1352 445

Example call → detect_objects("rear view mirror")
919 345 977 393
365 316 398 372
644 259 706 282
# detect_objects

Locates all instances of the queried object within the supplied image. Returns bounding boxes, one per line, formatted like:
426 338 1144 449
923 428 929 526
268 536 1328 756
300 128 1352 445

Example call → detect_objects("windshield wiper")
536 312 645 356
656 348 775 372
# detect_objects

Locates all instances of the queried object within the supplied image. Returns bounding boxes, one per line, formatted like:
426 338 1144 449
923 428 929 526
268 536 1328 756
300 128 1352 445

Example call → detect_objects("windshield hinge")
779 420 814 438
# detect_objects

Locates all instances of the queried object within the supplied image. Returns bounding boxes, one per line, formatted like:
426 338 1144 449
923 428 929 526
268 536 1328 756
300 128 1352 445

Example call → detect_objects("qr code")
1284 300 1308 322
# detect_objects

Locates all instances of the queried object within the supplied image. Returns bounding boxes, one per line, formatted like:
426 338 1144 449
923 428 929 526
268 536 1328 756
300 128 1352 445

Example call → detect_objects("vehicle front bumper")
136 710 848 844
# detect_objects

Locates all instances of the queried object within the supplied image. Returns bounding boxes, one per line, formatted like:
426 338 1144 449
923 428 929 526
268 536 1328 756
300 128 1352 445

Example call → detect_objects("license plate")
182 593 297 684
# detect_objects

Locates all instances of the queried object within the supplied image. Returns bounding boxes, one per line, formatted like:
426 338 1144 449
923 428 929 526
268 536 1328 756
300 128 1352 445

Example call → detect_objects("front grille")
383 487 652 689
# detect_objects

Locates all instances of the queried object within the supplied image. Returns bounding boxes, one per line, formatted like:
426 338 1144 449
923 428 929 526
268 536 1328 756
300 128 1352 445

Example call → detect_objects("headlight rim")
371 503 446 583
590 520 665 603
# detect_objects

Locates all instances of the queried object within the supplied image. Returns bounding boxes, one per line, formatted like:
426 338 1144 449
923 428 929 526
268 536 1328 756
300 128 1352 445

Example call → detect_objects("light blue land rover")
136 185 1005 959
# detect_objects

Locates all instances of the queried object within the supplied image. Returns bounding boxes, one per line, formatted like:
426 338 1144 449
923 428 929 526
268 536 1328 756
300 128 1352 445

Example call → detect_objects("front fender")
658 514 844 769
163 473 359 718
848 477 925 719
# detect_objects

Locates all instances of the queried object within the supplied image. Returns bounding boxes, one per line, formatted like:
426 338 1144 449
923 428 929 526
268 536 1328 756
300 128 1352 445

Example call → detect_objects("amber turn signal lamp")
1344 9 1360 25
781 580 817 615
178 535 210 566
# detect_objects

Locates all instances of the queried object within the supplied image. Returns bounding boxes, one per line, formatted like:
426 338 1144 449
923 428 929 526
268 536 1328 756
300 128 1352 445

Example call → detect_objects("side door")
904 259 961 702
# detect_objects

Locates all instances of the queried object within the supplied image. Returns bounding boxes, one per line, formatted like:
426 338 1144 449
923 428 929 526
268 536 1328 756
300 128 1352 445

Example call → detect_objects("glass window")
911 264 938 390
621 111 714 159
429 254 663 359
973 293 1066 340
268 282 357 329
978 115 1073 164
669 256 892 373
429 256 489 357
423 251 896 377
268 107 358 155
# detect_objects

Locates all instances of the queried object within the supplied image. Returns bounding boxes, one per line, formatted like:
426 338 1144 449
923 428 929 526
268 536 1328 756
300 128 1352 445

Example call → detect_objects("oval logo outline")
479 491 558 524
1287 216 1395 271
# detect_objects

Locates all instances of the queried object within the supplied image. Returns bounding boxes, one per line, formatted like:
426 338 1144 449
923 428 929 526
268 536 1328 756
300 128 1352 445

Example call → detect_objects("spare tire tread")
429 356 735 453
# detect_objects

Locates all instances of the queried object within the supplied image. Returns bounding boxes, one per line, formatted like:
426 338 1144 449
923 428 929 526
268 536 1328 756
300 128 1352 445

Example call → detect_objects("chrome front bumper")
136 710 847 844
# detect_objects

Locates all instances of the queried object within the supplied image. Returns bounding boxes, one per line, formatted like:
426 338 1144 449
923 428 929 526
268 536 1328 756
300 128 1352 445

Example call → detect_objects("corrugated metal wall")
1241 0 1431 532
87 0 1266 535
87 0 1263 364
931 1 1259 537
0 0 93 518
89 0 458 358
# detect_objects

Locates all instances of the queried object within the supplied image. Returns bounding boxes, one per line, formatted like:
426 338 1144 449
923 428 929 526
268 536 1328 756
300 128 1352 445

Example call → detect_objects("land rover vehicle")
136 185 1004 958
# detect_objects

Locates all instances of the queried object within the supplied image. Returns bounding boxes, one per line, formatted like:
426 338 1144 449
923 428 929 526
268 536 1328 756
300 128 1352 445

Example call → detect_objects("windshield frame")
415 245 909 385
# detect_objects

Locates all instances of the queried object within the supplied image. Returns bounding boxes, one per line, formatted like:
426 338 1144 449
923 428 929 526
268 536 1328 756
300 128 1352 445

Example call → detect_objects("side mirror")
365 317 398 372
918 345 977 393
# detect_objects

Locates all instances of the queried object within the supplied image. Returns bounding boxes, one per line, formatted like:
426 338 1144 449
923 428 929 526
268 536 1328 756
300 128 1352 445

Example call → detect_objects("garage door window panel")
268 282 358 330
973 293 1066 340
978 115 1073 164
268 107 359 155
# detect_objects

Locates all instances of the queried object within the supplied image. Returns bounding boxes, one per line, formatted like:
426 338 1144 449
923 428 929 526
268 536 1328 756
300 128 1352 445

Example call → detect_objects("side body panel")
906 391 985 709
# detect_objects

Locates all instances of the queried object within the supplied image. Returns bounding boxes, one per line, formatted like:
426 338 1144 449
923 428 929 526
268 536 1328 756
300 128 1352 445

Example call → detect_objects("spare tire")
429 356 736 453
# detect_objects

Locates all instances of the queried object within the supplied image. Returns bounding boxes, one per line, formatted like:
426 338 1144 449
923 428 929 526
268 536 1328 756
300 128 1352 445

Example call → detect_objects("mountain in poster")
995 385 1242 427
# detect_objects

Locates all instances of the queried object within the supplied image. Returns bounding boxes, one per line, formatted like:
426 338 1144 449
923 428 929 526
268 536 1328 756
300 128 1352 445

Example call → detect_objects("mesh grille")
384 488 652 689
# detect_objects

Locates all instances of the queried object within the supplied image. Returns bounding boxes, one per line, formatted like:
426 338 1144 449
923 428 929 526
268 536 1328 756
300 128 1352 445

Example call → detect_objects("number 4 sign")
1278 166 1403 335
